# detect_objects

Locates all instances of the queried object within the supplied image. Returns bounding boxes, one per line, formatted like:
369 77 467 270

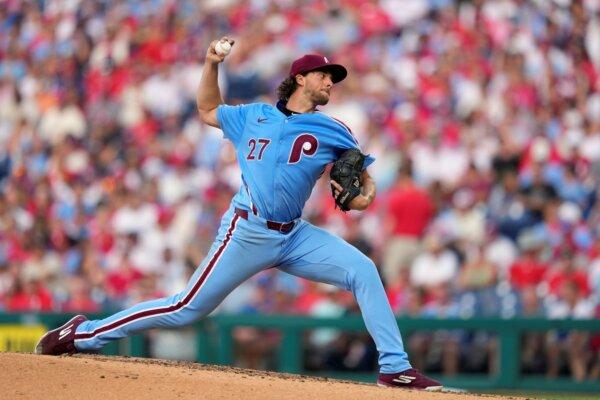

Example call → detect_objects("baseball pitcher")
36 37 442 391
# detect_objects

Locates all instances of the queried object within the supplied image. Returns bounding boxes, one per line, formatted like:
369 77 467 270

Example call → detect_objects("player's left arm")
327 116 376 211
331 169 376 211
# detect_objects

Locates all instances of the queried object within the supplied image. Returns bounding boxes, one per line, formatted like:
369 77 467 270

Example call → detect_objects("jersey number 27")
246 138 270 160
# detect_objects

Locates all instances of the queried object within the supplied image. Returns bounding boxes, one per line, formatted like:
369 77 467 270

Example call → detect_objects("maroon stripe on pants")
74 214 240 340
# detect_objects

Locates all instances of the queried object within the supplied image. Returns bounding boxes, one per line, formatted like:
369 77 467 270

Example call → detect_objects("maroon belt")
234 208 295 234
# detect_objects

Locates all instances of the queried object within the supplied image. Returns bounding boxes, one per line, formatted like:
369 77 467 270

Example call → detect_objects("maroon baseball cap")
289 54 347 83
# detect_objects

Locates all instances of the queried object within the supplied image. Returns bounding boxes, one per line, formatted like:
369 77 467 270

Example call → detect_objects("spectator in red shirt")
5 277 54 312
509 231 549 291
61 276 101 313
105 243 145 306
382 162 435 286
545 249 590 298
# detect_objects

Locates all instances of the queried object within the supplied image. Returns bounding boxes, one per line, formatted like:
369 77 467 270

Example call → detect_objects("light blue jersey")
217 101 375 221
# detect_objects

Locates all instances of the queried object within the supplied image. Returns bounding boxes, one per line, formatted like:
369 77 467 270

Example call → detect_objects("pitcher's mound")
1 352 520 400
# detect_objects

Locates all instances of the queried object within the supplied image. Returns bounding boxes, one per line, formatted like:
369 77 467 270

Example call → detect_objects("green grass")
479 390 600 400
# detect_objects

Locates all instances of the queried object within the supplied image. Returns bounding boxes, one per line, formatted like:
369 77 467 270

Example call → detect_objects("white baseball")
215 40 232 56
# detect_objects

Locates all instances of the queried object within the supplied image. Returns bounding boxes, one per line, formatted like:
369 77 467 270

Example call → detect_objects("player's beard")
311 89 330 106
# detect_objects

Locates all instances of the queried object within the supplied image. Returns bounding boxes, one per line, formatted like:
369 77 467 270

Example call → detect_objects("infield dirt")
1 352 525 400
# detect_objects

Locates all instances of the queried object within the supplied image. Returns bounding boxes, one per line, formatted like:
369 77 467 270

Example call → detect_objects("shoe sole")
377 382 444 391
34 315 85 355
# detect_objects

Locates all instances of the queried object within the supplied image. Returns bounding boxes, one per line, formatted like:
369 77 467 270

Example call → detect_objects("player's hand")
206 36 235 64
330 180 371 211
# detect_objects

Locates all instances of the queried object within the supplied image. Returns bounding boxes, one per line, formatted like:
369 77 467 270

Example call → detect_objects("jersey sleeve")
216 104 252 145
329 117 376 169
361 151 375 169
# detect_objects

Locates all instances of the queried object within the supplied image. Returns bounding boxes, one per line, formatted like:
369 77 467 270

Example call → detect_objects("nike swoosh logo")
257 117 267 123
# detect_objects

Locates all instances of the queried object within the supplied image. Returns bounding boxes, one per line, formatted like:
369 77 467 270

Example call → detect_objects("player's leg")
278 220 410 372
277 221 442 389
72 208 277 351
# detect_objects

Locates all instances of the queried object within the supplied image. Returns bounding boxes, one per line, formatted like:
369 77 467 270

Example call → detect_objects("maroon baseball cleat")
377 368 443 391
35 315 88 355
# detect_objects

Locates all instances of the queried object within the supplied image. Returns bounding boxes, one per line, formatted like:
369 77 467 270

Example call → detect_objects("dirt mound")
1 352 522 400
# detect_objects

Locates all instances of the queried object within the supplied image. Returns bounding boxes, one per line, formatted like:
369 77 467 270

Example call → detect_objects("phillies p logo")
288 134 319 164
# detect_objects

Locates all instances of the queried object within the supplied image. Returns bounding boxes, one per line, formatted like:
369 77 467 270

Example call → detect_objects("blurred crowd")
1 0 599 380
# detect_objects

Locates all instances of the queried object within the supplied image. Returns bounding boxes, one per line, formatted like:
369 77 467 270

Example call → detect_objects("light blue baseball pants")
74 205 411 373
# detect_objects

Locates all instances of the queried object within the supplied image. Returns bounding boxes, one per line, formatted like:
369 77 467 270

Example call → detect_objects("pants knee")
167 292 216 326
350 259 380 289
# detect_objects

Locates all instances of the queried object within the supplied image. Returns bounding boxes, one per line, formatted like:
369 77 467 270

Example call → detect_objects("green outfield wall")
1 313 598 393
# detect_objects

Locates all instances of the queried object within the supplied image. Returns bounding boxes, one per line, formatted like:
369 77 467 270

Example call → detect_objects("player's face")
303 71 334 106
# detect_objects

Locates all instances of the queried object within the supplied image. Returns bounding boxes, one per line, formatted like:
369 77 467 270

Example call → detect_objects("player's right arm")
196 37 234 128
330 169 376 211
